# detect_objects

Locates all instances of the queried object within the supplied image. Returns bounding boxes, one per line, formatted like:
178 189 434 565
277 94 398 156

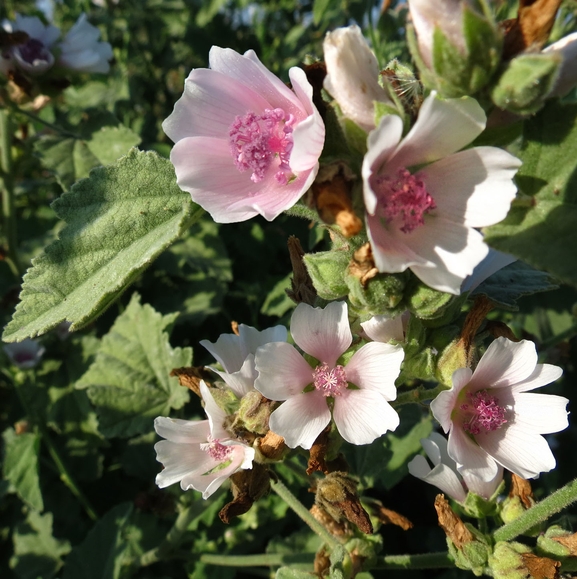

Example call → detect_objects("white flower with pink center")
253 301 404 449
162 47 325 223
154 381 254 499
363 92 522 294
408 432 503 503
431 338 568 482
200 323 287 398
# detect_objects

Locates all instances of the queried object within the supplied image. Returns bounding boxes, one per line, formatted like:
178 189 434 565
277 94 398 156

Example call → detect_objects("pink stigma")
229 108 295 184
375 168 436 233
313 363 347 397
201 438 233 462
460 390 508 436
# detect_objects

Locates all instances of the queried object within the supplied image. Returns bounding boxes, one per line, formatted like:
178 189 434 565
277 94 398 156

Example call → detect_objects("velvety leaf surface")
76 294 191 438
4 150 202 342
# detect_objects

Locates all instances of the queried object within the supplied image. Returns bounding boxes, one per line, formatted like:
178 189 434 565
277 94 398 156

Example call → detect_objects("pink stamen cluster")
375 168 436 233
313 363 347 397
460 390 508 436
201 438 233 461
229 108 295 184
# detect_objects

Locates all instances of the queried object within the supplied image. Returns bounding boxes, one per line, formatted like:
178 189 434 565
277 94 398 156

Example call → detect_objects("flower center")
16 38 51 65
229 108 295 185
313 363 347 397
375 168 436 233
460 390 508 436
201 438 233 461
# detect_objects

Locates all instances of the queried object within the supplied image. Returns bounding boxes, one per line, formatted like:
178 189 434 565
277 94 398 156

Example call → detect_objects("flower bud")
489 542 560 579
233 391 274 436
303 248 350 301
537 526 575 559
408 0 501 97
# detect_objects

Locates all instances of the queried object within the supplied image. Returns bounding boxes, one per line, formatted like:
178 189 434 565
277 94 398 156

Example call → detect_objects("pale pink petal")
333 389 399 445
462 467 503 500
405 217 489 294
163 69 271 143
361 313 406 343
345 342 404 399
421 147 521 227
477 425 557 479
461 249 517 293
289 67 326 172
388 93 486 170
511 393 569 434
238 324 288 359
431 386 462 433
210 47 305 116
213 355 258 398
290 302 352 366
362 115 404 215
408 456 467 503
254 342 313 400
423 432 458 470
200 332 244 373
509 364 563 393
200 381 229 440
468 338 537 390
543 31 577 97
269 392 331 449
449 427 499 482
154 416 210 444
155 441 215 489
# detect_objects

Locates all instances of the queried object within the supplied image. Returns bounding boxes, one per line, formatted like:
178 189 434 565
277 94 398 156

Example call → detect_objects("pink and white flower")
363 92 522 294
408 432 503 502
163 47 325 223
431 337 568 481
57 14 113 74
200 324 287 398
254 301 404 449
323 25 393 132
3 338 45 369
154 381 254 499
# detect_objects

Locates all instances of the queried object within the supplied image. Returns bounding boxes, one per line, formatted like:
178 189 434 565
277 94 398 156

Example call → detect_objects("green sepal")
341 117 368 159
373 101 403 129
209 385 240 416
447 525 491 576
435 336 468 387
398 315 437 382
488 541 532 579
303 249 350 301
403 276 458 322
345 270 408 317
462 479 504 519
491 53 561 115
536 525 573 559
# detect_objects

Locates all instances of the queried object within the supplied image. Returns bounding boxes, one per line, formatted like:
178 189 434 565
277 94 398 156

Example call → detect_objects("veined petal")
449 427 499 482
512 393 569 434
200 381 229 440
388 93 486 169
200 332 244 373
361 313 406 343
269 392 331 449
254 342 313 400
423 432 459 471
345 342 403 399
154 416 210 444
238 324 288 359
213 355 258 398
509 363 563 393
333 389 399 445
421 147 521 228
469 338 538 390
543 31 577 97
408 456 467 503
155 441 215 489
431 385 462 433
290 302 352 366
462 467 503 500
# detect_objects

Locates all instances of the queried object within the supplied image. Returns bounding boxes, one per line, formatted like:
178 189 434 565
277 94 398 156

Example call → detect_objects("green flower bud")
488 541 532 579
500 495 528 525
536 526 573 559
208 384 240 415
345 270 407 316
303 249 350 301
232 391 274 436
435 338 468 387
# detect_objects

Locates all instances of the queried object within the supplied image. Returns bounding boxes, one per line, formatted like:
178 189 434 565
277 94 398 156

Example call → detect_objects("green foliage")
3 150 203 342
77 294 191 438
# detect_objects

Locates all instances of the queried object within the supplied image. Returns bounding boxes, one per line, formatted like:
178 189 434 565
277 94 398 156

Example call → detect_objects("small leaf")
86 126 141 167
77 294 191 438
4 150 203 342
2 428 44 511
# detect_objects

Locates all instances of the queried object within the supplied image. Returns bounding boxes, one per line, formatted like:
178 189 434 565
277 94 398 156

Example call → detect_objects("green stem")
283 202 321 222
0 108 22 277
392 383 447 407
374 552 453 570
7 104 81 139
13 377 98 521
271 478 342 549
540 321 577 350
200 553 315 568
493 478 577 543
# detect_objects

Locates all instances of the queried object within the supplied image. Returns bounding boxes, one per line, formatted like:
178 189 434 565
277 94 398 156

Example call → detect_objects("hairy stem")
374 552 454 570
493 478 577 542
200 553 315 568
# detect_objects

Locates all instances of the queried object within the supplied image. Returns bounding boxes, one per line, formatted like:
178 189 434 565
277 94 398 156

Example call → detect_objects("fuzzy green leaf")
2 429 44 511
4 149 203 342
485 101 577 287
77 294 191 438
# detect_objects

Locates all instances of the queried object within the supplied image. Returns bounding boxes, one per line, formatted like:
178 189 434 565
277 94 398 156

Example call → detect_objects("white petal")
333 389 399 445
449 427 499 482
543 31 577 97
388 92 486 169
421 147 521 227
462 467 503 500
345 342 404 399
200 381 229 440
213 355 258 398
509 363 563 393
155 441 215 489
461 249 517 293
254 342 313 400
477 425 557 479
512 393 569 434
423 432 459 471
408 457 467 503
469 338 537 390
269 392 331 449
154 416 210 444
238 324 288 359
430 386 462 433
290 302 352 366
361 313 406 343
200 332 244 373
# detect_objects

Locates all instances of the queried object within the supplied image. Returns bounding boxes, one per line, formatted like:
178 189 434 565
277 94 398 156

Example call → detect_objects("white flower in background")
360 311 409 343
431 337 568 481
254 301 404 449
543 32 577 97
58 13 113 73
154 381 254 499
3 339 46 369
323 25 393 132
1 14 60 75
408 432 503 502
200 324 287 398
363 92 521 294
